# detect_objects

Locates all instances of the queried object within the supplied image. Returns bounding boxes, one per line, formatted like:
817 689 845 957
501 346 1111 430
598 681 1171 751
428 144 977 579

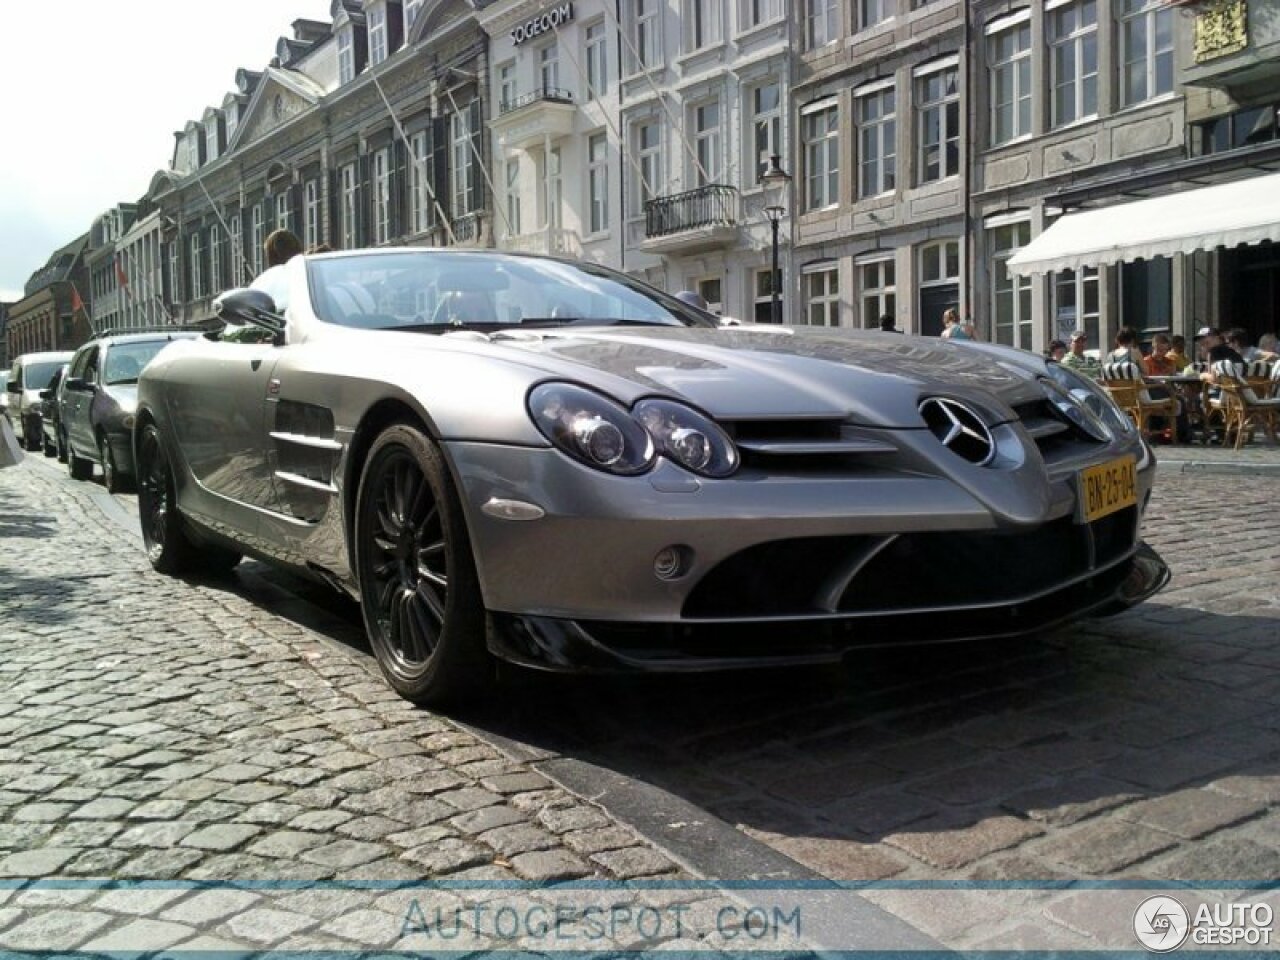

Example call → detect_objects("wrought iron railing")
644 184 739 239
450 212 485 245
499 87 574 116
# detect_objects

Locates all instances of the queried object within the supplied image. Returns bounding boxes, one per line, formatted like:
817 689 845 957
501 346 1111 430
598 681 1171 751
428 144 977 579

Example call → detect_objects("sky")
0 1 334 303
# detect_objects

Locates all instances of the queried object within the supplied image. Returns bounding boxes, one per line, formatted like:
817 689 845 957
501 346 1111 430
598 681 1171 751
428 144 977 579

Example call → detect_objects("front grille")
1013 398 1103 463
682 507 1138 620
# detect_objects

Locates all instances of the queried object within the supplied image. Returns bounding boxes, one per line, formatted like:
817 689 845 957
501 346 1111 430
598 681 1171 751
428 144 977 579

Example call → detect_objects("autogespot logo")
1134 895 1191 952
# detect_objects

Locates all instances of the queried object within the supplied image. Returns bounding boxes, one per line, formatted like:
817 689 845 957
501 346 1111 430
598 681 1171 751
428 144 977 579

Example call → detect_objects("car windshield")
104 341 168 385
23 361 64 389
305 252 715 332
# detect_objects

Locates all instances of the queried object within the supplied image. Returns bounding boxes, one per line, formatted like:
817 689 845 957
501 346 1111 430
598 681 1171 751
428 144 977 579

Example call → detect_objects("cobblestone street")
1 452 1278 951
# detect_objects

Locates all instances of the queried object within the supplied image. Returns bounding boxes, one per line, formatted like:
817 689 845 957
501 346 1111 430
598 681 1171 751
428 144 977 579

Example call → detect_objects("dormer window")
339 27 356 83
369 3 387 65
206 118 220 162
226 107 239 143
187 133 201 172
404 0 422 36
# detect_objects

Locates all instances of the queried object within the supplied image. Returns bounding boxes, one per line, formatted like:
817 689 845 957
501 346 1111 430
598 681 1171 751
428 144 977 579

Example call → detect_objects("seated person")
1165 335 1190 371
1142 334 1175 377
1061 330 1101 377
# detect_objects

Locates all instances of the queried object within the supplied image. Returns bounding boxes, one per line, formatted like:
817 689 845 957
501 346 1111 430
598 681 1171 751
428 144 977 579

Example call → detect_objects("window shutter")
290 183 304 242
329 169 343 247
360 153 374 247
391 138 408 240
432 115 450 230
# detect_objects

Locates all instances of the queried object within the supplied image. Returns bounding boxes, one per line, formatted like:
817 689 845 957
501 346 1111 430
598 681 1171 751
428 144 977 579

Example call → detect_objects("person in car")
223 229 302 343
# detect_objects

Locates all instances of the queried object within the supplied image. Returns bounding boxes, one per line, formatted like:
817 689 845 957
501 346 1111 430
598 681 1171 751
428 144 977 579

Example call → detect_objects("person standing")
941 307 972 340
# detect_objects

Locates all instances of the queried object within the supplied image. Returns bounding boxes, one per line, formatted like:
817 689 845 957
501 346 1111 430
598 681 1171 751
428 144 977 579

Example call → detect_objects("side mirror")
5 381 19 394
215 288 286 340
39 389 53 401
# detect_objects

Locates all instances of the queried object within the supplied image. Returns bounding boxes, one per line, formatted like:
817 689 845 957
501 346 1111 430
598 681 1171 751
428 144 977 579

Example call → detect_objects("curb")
1157 459 1280 477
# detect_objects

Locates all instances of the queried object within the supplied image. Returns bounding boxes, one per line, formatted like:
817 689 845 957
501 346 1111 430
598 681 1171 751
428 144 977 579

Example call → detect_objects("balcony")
449 212 488 247
640 184 741 254
502 227 582 258
492 88 577 151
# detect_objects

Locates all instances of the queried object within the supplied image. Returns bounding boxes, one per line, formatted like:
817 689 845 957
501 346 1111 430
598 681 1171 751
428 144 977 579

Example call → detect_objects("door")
64 347 98 455
165 340 283 512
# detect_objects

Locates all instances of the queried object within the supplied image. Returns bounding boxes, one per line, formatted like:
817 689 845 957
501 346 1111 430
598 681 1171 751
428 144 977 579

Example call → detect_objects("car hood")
480 326 1046 428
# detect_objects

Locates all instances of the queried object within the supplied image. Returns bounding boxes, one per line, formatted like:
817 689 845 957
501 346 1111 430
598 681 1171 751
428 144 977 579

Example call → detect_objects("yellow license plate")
1078 456 1137 524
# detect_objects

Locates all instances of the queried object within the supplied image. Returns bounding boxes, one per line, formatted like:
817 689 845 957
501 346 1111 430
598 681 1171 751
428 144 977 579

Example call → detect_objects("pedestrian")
1061 329 1101 377
879 313 901 333
1106 327 1143 366
941 307 972 341
1047 339 1067 362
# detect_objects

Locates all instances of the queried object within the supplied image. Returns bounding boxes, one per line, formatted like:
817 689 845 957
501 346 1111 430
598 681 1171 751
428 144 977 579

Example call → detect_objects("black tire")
68 445 93 481
99 433 126 494
355 422 492 707
42 433 56 457
136 422 240 576
56 427 68 463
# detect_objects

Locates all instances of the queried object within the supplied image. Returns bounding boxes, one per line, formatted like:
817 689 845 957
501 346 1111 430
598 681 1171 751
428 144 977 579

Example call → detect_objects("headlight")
528 383 654 475
634 398 738 478
528 383 740 478
1042 363 1134 441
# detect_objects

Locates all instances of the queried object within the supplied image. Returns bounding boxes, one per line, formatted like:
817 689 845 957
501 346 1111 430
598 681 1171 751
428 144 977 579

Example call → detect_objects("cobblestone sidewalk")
0 462 696 953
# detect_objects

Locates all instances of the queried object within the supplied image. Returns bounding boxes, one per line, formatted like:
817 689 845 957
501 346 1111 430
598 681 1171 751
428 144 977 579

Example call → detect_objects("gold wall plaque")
1194 0 1249 64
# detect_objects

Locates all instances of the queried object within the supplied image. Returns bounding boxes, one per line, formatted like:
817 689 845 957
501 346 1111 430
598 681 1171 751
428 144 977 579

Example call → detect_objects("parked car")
6 352 74 452
62 331 199 491
135 249 1170 707
39 363 71 459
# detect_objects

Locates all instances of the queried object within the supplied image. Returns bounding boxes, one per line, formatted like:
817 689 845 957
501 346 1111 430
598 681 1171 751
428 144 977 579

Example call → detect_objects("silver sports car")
135 249 1168 705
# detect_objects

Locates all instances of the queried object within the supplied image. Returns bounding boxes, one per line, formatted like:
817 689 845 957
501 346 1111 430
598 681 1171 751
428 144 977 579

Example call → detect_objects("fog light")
653 545 691 581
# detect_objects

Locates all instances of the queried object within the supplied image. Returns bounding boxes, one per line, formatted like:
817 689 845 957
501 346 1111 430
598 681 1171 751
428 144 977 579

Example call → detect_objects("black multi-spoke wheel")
356 422 489 706
137 422 239 575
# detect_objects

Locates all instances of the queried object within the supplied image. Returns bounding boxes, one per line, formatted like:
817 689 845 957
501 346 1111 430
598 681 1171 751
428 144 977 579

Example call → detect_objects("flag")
114 255 133 300
70 282 86 316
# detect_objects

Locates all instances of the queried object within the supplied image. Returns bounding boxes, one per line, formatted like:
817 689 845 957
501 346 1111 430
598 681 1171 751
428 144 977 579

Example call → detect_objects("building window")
859 0 890 30
338 27 356 84
409 131 431 232
229 213 243 285
1199 104 1280 155
539 42 560 93
859 258 895 329
190 232 204 301
369 2 388 65
804 266 840 326
1052 266 1099 346
918 239 960 335
305 180 321 248
498 62 516 112
206 122 219 163
689 0 721 50
1122 258 1172 333
505 159 522 237
989 221 1032 349
588 133 609 234
917 64 959 183
697 276 723 314
750 80 782 183
693 101 721 186
1119 0 1173 106
276 192 291 232
989 17 1032 145
250 204 265 275
805 0 838 49
225 108 239 144
636 121 661 207
210 226 223 293
754 267 782 323
373 147 391 244
585 22 608 98
803 102 839 211
1049 1 1098 127
187 135 201 172
404 0 422 35
541 147 563 230
858 85 896 198
451 111 474 218
745 0 781 28
340 163 358 248
635 0 661 70
167 241 180 303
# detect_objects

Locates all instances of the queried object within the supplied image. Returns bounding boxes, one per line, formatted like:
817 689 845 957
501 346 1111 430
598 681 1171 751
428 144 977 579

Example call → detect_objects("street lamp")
760 154 792 325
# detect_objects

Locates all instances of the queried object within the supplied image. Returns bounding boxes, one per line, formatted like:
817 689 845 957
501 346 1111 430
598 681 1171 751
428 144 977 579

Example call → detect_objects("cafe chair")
1210 359 1280 450
1099 361 1179 436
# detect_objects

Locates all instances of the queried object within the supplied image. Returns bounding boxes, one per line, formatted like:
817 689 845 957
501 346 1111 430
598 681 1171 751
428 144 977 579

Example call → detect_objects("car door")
164 339 283 513
64 346 97 455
